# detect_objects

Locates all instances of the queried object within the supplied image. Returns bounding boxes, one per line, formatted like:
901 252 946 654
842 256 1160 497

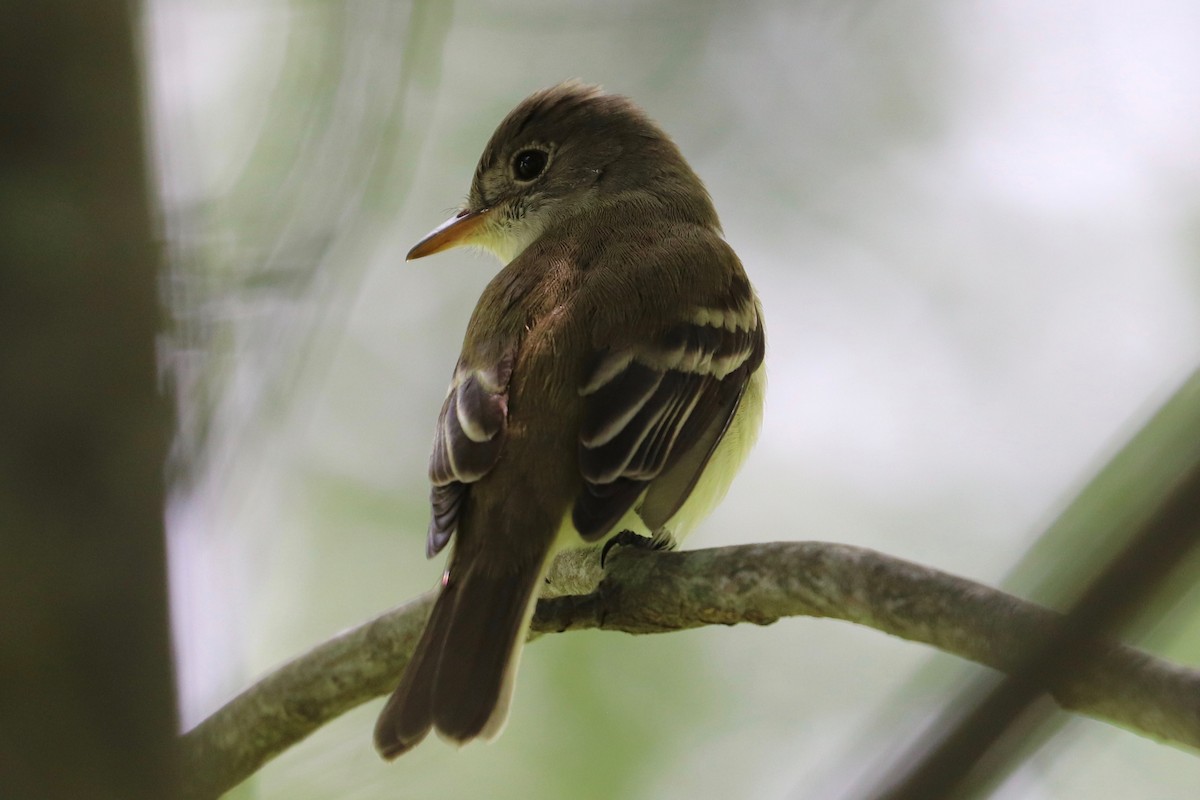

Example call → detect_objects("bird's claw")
600 529 667 568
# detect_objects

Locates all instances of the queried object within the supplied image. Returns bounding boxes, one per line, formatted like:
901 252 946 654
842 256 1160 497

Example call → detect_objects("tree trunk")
0 3 178 797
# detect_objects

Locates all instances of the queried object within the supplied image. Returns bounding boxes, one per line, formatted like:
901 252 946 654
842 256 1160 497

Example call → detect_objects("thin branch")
180 541 1200 799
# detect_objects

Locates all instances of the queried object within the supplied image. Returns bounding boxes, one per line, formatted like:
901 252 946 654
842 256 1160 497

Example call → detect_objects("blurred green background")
148 1 1200 797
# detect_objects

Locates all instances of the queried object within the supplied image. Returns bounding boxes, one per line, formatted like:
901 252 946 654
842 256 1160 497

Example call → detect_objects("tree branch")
180 541 1200 799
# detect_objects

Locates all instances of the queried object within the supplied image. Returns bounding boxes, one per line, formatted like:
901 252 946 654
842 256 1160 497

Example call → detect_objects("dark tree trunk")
0 3 178 797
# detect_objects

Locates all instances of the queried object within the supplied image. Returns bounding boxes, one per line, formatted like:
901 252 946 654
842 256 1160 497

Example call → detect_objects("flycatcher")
374 81 765 758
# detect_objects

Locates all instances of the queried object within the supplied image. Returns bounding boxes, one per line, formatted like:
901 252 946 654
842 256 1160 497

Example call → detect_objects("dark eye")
512 149 548 182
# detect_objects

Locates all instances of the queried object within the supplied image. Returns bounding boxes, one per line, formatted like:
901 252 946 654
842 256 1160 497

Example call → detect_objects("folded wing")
573 286 764 541
426 352 514 557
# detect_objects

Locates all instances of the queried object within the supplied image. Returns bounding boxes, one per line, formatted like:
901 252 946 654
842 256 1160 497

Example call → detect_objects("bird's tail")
374 553 547 759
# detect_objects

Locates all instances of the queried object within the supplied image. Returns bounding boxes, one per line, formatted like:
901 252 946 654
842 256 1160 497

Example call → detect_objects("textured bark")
180 542 1200 799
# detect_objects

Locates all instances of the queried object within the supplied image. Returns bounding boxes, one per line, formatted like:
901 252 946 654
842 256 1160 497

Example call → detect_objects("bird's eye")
511 149 548 182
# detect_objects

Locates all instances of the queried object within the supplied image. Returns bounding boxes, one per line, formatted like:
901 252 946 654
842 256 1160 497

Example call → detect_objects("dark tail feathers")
374 558 543 759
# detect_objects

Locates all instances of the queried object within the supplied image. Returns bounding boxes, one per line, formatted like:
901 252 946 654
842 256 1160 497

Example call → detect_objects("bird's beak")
406 208 492 260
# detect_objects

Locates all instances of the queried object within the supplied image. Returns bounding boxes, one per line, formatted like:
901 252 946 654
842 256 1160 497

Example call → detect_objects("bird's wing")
572 278 764 541
426 352 514 557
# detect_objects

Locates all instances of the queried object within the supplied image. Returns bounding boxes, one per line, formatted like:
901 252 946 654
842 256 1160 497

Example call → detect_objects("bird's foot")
600 529 669 569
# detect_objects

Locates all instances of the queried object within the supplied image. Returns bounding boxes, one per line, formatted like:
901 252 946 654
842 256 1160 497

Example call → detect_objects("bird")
374 81 765 759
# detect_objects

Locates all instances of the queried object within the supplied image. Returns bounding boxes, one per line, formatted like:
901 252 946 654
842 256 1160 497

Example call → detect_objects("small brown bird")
374 81 765 758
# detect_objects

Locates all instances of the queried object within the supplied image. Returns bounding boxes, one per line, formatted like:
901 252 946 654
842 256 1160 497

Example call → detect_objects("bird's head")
407 81 717 264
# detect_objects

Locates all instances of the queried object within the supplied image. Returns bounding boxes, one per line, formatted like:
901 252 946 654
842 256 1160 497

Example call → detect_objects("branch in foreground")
180 542 1200 799
870 424 1200 800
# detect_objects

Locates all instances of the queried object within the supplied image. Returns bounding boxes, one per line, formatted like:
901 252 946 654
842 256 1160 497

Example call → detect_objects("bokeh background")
148 1 1200 797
